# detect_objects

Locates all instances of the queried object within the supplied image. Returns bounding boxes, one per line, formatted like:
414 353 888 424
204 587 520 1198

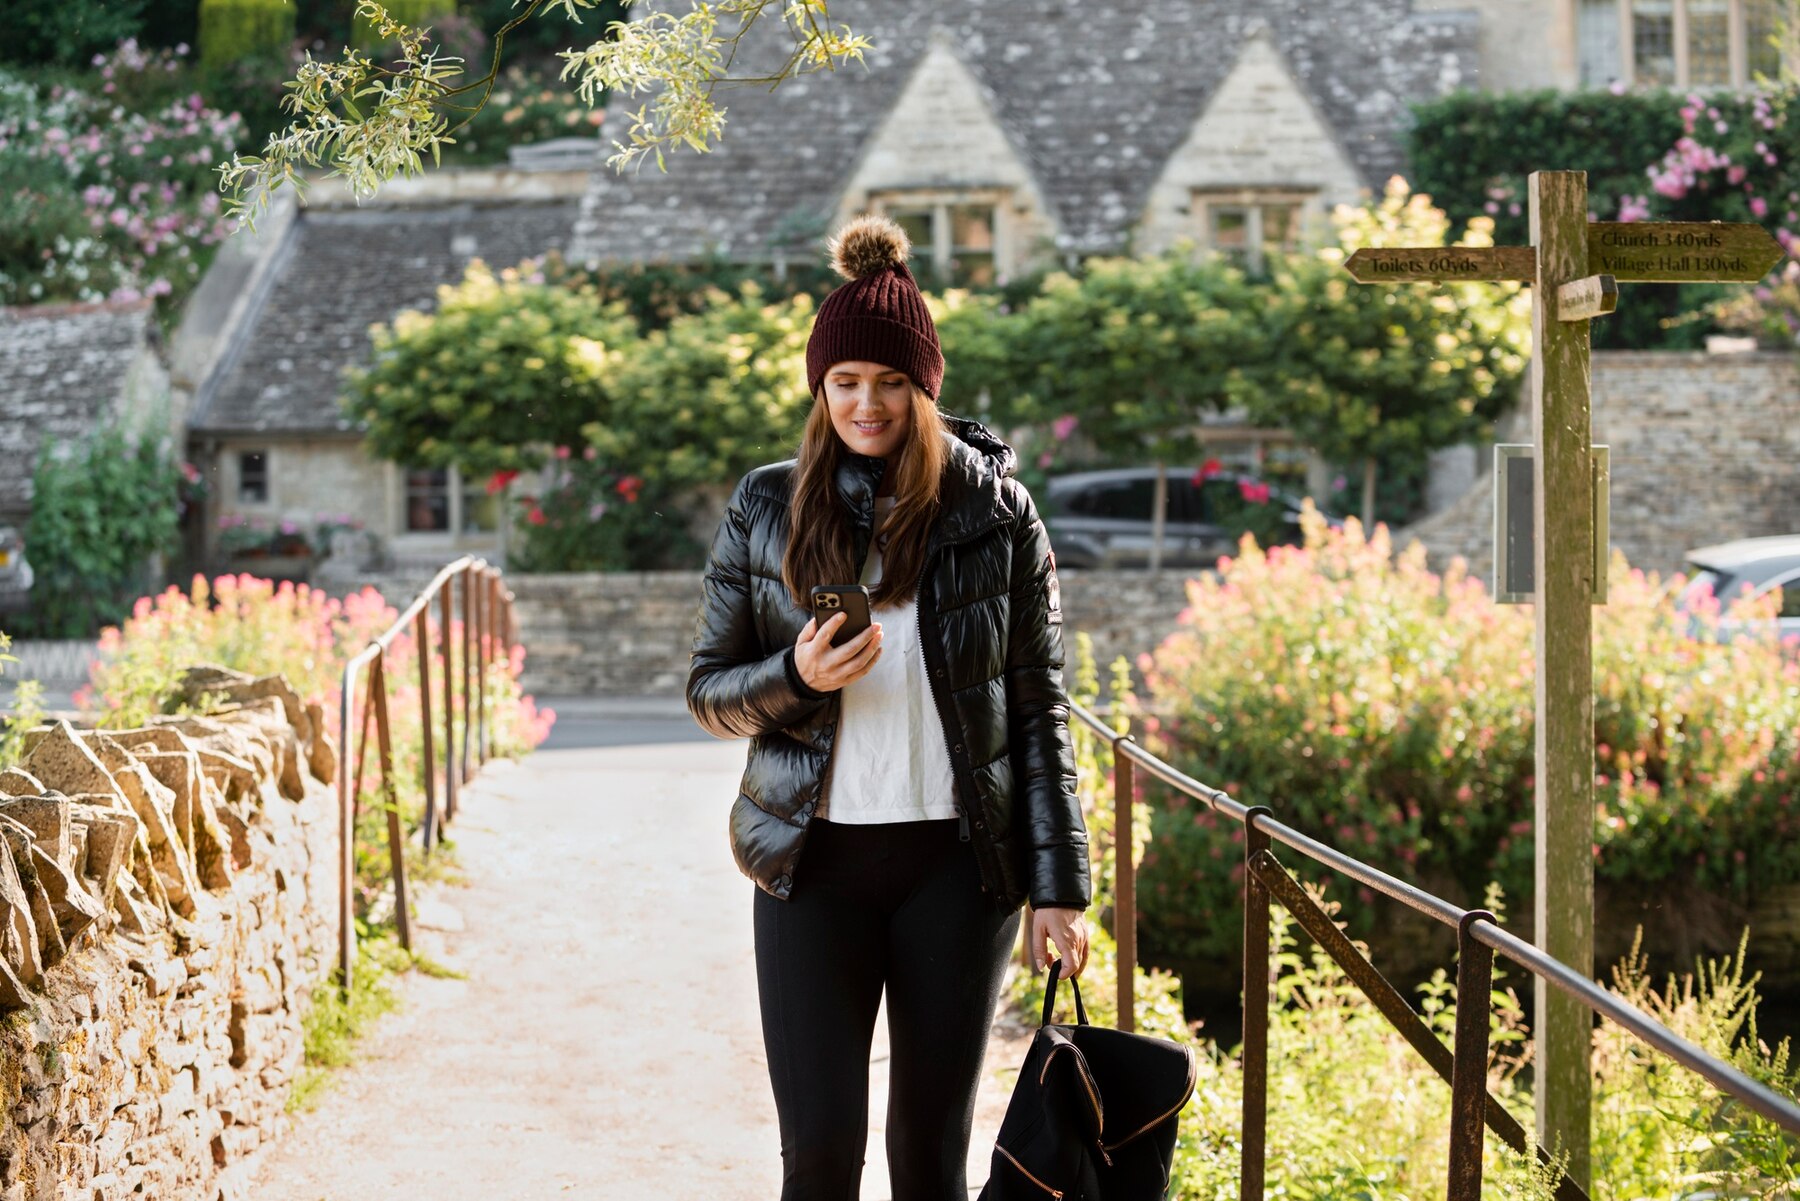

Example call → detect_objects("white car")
1677 535 1800 643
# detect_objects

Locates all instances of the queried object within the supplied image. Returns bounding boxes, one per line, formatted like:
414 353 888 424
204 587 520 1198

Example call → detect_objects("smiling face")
823 360 915 462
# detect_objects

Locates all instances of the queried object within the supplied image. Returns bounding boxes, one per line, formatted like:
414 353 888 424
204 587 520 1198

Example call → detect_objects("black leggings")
753 817 1023 1200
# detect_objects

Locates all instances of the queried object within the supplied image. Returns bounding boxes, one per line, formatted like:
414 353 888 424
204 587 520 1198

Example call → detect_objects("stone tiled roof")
192 199 579 436
0 299 158 515
569 0 1478 262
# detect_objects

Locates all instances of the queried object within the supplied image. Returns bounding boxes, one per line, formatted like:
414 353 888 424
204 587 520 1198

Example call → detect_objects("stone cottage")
182 162 589 573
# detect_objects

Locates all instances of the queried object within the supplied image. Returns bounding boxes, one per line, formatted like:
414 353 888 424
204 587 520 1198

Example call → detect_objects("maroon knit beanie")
806 214 945 400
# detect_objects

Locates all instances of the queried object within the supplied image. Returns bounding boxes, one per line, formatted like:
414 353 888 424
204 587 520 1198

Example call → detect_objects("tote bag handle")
1040 959 1091 1027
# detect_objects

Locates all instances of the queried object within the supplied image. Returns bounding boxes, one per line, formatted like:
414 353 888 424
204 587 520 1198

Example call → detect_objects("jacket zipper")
913 515 1010 892
996 1145 1063 1197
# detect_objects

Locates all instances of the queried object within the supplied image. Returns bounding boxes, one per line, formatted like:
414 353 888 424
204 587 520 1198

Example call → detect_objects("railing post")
440 583 458 827
460 567 473 787
1447 910 1498 1201
337 665 358 992
1112 726 1137 1034
475 563 489 768
1241 805 1274 1201
370 651 413 951
416 607 439 850
349 671 375 823
487 569 502 759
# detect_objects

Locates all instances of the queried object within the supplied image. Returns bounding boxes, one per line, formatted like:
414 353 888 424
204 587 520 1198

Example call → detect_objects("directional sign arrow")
1344 245 1538 283
1587 221 1787 282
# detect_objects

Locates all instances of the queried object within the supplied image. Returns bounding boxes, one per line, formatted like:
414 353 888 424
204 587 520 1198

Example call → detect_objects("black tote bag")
979 960 1198 1199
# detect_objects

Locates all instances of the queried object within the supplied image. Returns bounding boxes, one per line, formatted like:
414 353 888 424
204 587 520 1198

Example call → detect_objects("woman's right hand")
794 612 883 692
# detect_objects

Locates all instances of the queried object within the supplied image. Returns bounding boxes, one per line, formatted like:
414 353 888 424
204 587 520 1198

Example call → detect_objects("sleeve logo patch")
1045 549 1062 623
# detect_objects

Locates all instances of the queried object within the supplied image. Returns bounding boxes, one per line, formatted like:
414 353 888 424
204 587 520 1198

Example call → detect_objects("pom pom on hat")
828 213 911 281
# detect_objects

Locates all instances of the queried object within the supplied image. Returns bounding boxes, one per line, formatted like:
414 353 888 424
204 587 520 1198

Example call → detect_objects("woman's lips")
853 420 890 434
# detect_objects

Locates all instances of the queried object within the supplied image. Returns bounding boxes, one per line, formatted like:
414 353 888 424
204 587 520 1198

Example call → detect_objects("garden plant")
1125 505 1800 983
1046 631 1800 1200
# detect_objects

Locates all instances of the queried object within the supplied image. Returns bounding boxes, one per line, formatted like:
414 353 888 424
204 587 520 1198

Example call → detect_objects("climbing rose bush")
1131 506 1800 964
0 49 244 309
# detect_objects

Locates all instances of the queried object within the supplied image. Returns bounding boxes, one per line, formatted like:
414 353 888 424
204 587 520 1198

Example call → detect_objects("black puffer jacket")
685 414 1090 914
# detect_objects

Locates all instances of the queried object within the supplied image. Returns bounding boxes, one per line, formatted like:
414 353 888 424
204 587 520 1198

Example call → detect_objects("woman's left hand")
1029 906 1089 978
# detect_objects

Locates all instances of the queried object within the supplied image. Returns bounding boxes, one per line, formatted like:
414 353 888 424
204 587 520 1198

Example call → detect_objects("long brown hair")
782 381 948 610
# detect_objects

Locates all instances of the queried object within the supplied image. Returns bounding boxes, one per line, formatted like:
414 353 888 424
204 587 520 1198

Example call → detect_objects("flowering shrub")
215 512 366 558
343 258 638 476
1042 628 1800 1198
0 46 243 310
78 572 555 903
1129 506 1800 967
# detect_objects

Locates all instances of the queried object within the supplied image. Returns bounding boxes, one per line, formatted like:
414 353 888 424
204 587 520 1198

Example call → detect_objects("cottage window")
404 468 450 532
1579 0 1784 88
868 191 1006 286
1192 190 1311 273
460 475 501 534
402 466 500 535
237 451 268 504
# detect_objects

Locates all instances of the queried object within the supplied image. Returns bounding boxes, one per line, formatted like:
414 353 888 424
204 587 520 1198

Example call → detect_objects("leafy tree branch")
216 0 870 229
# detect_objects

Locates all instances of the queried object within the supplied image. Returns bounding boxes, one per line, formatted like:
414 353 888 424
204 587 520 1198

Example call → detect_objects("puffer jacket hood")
686 410 1091 914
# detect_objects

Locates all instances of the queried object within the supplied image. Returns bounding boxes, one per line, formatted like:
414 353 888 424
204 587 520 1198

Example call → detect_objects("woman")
685 213 1091 1199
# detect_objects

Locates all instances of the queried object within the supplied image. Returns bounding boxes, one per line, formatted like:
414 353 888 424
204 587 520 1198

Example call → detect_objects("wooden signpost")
1345 171 1785 1189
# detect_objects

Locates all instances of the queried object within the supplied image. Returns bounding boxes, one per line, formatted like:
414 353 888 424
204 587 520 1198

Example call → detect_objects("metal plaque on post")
1494 444 1610 605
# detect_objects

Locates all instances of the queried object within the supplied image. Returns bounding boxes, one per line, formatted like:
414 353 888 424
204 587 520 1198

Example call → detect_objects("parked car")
0 526 32 614
1676 535 1800 643
1040 467 1340 571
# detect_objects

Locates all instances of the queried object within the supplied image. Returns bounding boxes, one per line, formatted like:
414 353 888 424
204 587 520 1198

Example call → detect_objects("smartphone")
810 584 874 648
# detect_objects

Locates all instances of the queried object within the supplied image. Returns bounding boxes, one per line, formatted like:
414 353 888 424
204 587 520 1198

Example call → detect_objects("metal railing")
335 556 517 989
1070 699 1800 1201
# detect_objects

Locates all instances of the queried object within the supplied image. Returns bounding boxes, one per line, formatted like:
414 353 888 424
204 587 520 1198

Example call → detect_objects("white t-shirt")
820 494 959 823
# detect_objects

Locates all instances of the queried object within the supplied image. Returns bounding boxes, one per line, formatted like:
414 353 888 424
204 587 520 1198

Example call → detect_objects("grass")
286 927 463 1113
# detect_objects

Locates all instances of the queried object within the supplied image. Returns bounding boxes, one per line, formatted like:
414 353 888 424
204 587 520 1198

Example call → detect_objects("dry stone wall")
0 664 340 1201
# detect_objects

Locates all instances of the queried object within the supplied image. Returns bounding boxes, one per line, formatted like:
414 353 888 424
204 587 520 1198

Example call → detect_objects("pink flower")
615 475 642 503
554 444 571 459
582 446 597 460
1051 414 1079 441
1751 196 1769 218
486 468 520 495
1037 450 1054 469
526 505 547 526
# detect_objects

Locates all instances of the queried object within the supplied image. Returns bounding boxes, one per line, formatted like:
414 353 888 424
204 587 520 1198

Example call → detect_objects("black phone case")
810 585 873 648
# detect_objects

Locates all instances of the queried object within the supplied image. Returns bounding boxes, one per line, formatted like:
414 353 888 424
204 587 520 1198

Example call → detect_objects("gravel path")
248 709 1031 1199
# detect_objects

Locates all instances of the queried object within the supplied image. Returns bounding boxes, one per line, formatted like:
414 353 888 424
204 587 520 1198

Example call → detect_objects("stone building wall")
0 666 340 1201
407 568 1196 699
1402 350 1800 581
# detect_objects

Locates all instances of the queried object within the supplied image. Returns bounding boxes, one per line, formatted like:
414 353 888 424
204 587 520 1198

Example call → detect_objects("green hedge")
1406 86 1798 349
199 0 296 71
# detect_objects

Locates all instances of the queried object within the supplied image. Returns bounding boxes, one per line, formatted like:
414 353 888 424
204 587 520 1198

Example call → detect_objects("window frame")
236 449 270 506
866 188 1011 286
1189 188 1317 274
1591 0 1775 89
391 463 501 541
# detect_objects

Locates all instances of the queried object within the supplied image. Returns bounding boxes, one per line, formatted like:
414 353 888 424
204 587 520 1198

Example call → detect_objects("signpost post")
1345 170 1785 1190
